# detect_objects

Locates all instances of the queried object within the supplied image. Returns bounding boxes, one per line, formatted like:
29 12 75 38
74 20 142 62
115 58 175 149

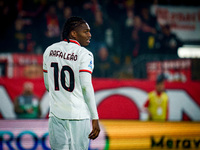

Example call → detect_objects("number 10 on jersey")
51 62 75 92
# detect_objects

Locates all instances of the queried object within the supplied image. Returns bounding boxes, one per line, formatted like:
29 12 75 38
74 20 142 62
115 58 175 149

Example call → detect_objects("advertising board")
1 120 200 150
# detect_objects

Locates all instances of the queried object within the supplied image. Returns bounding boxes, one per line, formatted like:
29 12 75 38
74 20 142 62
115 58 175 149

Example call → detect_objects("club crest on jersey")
88 60 92 69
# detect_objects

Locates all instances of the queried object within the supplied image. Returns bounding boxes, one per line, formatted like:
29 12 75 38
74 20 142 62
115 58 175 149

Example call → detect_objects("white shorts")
48 115 90 150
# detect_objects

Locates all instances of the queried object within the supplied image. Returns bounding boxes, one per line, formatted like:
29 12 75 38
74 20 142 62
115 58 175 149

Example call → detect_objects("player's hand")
88 119 100 140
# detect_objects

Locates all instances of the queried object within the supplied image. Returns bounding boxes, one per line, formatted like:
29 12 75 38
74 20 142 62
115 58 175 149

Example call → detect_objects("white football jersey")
43 40 95 119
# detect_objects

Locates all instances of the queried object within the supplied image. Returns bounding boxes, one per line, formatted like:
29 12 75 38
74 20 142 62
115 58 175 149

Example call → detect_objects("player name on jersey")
49 50 77 61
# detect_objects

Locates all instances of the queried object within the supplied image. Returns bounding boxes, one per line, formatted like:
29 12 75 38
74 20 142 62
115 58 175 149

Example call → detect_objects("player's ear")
71 30 77 39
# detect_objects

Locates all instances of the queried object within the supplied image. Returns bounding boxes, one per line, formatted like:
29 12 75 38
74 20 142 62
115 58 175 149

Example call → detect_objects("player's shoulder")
47 41 65 49
79 46 93 58
161 91 168 97
44 42 58 52
148 91 156 97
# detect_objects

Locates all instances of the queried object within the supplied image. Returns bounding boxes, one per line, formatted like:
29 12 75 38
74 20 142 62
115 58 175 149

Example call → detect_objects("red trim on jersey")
43 69 48 73
79 69 92 74
64 39 80 46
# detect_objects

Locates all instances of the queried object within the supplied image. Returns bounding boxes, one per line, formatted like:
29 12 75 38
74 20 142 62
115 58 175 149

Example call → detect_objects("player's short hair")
156 73 166 84
62 16 87 41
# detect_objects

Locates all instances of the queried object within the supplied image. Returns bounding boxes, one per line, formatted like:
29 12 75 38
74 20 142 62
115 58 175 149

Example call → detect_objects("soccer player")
143 74 169 121
43 16 100 150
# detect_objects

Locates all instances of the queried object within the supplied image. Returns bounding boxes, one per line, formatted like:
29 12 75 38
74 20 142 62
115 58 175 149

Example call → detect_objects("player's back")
43 40 93 119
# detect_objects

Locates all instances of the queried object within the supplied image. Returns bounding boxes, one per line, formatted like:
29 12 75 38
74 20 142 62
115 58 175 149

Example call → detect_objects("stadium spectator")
123 11 158 59
80 0 97 25
56 0 65 21
94 47 114 77
120 0 135 61
105 0 124 57
6 17 36 53
115 56 134 79
59 6 72 28
17 0 46 54
14 82 41 119
143 74 169 121
17 0 46 19
157 24 183 55
137 5 159 55
139 5 158 34
39 5 61 50
89 7 109 56
10 17 27 52
130 16 143 57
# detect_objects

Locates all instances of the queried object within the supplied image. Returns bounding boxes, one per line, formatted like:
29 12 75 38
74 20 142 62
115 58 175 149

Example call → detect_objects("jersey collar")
64 39 80 46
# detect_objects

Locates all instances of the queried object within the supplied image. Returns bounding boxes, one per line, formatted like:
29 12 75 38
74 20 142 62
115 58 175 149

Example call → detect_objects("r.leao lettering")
49 50 77 61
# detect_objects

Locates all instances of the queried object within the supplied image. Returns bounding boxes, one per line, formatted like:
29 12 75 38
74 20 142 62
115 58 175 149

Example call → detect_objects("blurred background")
0 0 200 80
0 0 200 150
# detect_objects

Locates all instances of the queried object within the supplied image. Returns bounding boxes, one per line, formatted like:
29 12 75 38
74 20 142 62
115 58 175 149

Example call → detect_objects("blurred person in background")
63 6 72 19
89 6 109 56
9 17 27 52
59 6 72 27
94 47 114 77
120 0 136 62
157 24 183 55
6 16 36 53
105 0 123 59
143 74 169 121
16 0 46 53
80 0 98 26
17 0 46 19
115 55 134 78
56 0 65 21
130 15 143 58
39 4 61 51
137 5 159 55
139 5 158 34
14 81 41 119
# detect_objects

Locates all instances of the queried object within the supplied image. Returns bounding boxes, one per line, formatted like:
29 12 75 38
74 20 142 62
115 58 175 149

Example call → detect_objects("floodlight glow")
178 45 200 58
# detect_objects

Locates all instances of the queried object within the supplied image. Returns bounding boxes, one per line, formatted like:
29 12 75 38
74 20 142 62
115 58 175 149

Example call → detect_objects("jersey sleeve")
79 51 94 74
80 72 99 119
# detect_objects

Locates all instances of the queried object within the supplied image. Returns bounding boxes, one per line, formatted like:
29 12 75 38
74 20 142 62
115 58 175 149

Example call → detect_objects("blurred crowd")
0 0 194 78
